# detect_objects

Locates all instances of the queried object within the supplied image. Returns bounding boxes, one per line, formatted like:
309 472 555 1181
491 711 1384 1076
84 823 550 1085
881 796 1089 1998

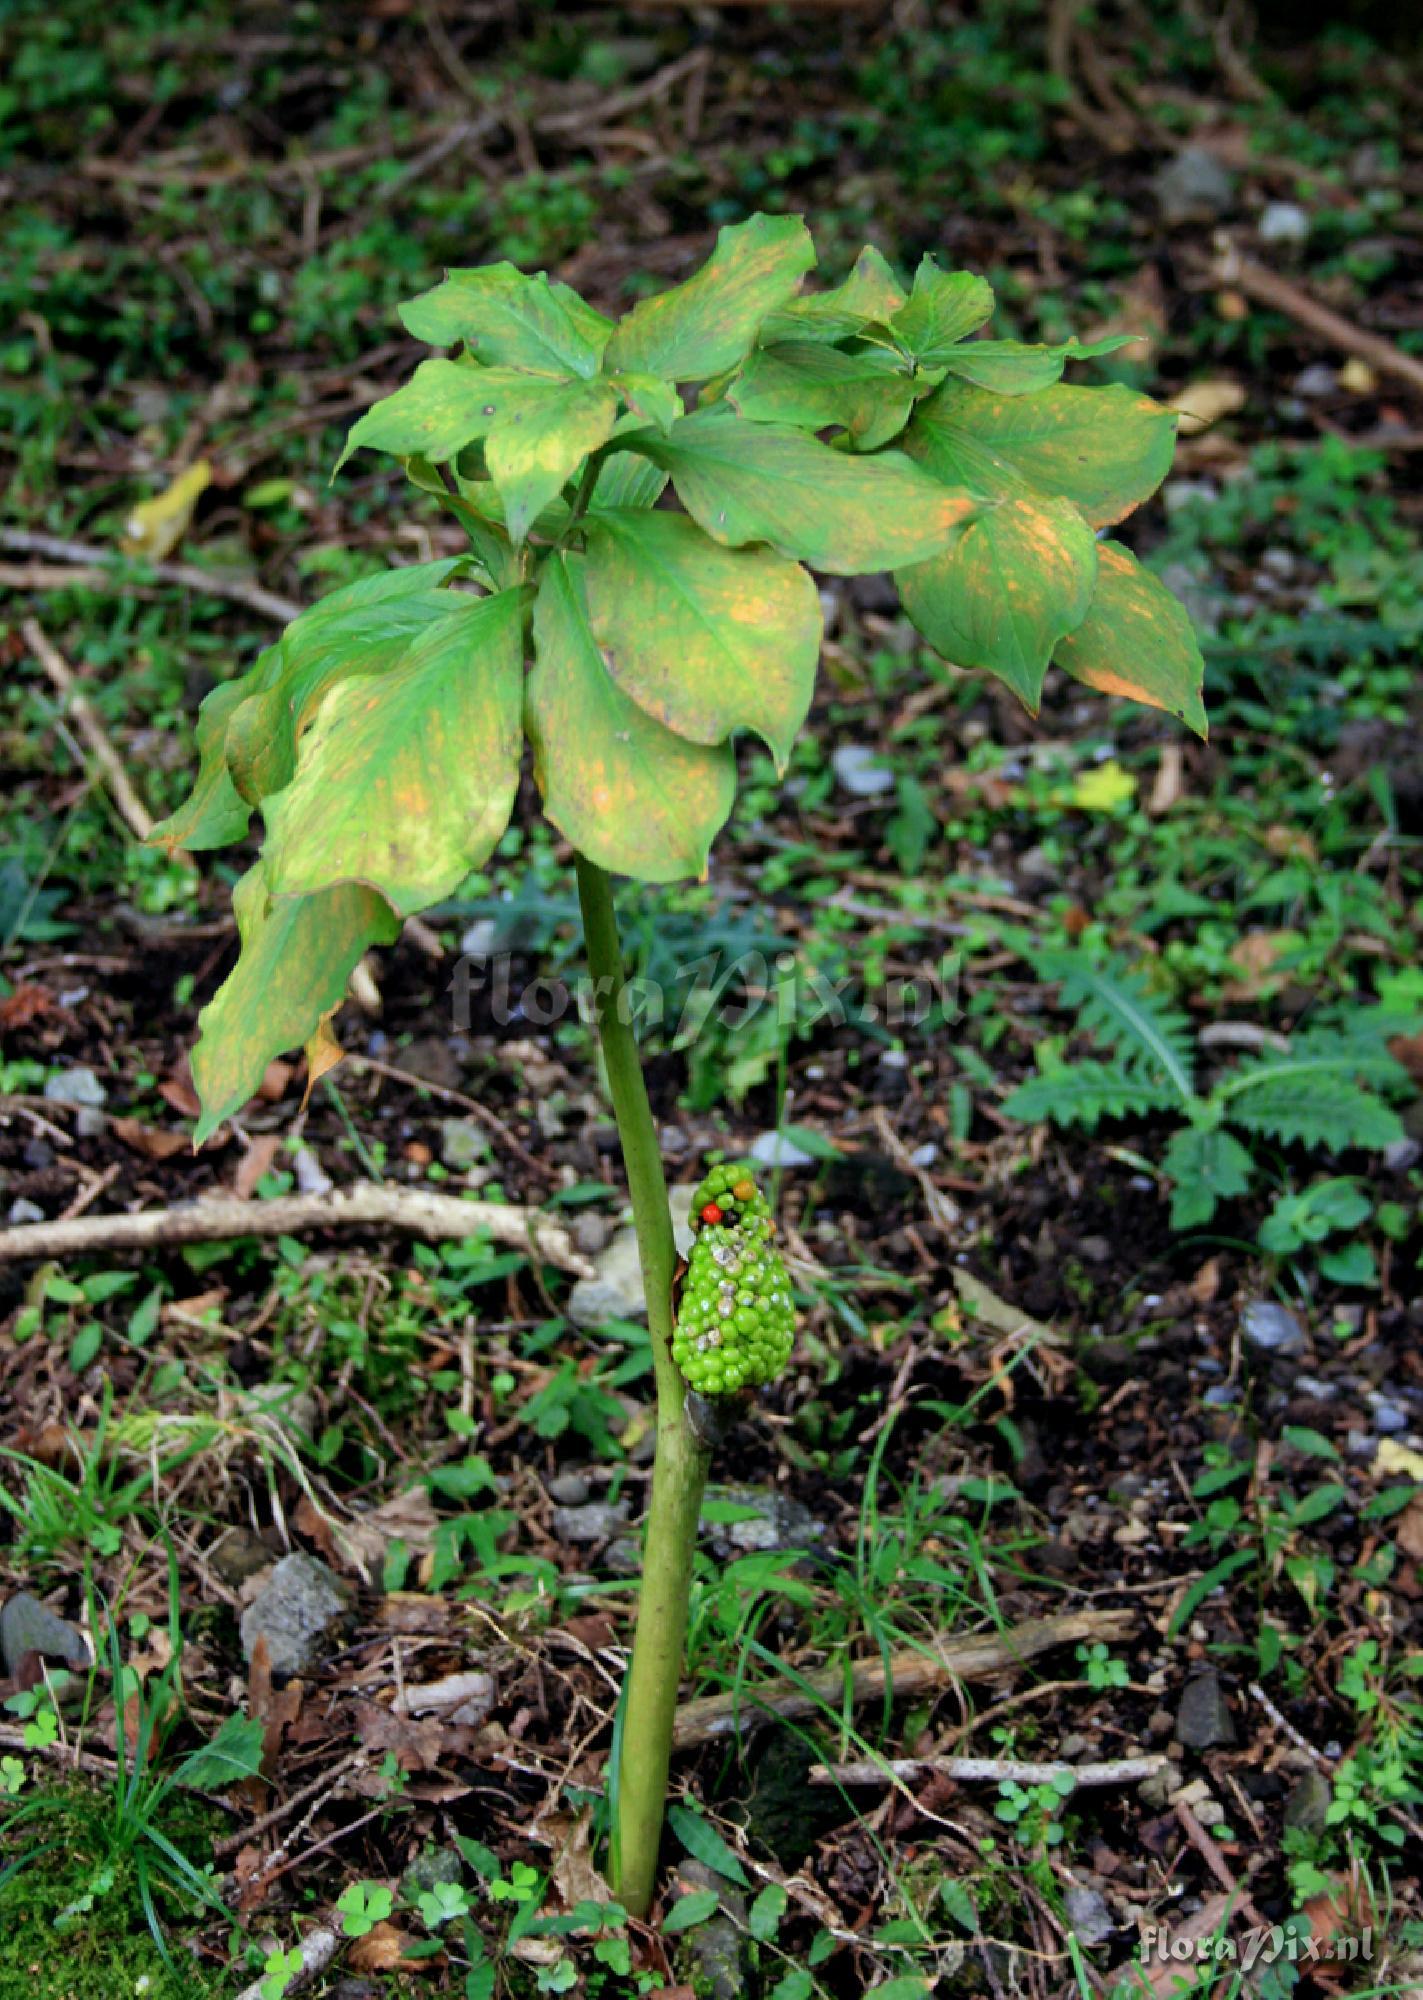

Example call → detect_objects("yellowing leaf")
603 213 815 382
263 588 525 914
335 359 567 472
192 865 401 1144
400 264 609 376
528 554 736 882
583 510 820 768
485 377 618 545
121 459 212 560
1053 541 1207 736
1375 1438 1423 1483
730 341 918 447
1069 761 1137 813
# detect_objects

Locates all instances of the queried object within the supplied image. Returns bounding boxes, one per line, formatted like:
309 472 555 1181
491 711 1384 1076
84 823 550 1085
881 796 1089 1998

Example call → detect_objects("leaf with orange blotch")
604 213 814 381
1052 541 1208 735
896 494 1098 709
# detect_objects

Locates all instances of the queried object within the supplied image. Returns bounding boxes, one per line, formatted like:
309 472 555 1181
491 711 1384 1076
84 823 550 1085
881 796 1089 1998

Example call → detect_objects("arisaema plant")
152 212 1205 1918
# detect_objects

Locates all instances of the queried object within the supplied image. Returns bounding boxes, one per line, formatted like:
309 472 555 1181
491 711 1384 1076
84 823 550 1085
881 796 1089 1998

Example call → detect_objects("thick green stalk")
574 854 711 1921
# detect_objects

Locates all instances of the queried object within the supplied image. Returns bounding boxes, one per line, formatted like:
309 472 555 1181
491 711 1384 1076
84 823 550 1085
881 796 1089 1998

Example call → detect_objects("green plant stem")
574 853 710 1921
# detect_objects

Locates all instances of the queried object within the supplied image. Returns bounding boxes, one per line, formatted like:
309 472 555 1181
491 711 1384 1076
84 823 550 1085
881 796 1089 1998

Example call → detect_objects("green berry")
672 1163 795 1397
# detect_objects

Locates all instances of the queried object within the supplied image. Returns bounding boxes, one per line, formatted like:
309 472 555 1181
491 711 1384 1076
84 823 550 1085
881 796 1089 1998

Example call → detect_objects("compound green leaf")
583 510 820 767
335 359 566 472
941 334 1140 395
528 554 735 881
630 406 977 574
225 570 470 805
1053 540 1208 735
758 243 906 345
896 496 1098 709
263 588 524 913
730 341 919 447
191 863 401 1144
399 264 608 376
603 213 815 381
890 256 995 367
149 672 258 852
484 376 619 545
905 378 1177 527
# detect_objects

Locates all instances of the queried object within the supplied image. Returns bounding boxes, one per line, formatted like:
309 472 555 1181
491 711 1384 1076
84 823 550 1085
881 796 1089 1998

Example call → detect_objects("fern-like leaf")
1034 949 1197 1105
1003 1061 1180 1133
1217 1025 1410 1153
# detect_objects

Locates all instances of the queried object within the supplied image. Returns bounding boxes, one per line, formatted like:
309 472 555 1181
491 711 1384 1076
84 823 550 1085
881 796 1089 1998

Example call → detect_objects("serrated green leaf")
1053 540 1207 736
603 213 815 381
1002 1061 1178 1131
666 1803 751 1886
1163 1126 1254 1229
630 405 976 574
941 334 1139 395
759 243 906 344
400 264 608 376
905 378 1177 527
192 864 401 1143
336 359 573 472
661 1889 720 1934
528 554 736 882
730 341 919 447
890 256 995 366
484 377 619 545
583 511 819 767
173 1711 265 1791
263 588 524 913
896 495 1097 708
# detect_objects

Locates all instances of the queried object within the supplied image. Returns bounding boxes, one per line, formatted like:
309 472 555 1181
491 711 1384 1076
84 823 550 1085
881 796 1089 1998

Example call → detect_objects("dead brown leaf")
158 1072 201 1119
233 1133 283 1198
0 983 56 1031
348 1923 410 1973
1387 1032 1423 1083
1396 1496 1423 1565
110 1116 189 1161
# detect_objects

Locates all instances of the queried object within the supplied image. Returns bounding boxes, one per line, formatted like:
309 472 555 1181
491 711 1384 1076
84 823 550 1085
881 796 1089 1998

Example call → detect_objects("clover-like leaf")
583 510 820 768
528 553 736 881
263 588 525 913
758 243 906 345
730 341 920 447
400 263 609 376
603 214 815 381
905 378 1177 527
192 864 401 1144
1053 540 1208 735
897 496 1098 709
890 256 995 367
629 406 977 574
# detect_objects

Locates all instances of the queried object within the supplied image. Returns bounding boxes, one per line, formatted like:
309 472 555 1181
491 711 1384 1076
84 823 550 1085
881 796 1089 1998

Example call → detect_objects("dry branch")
1 528 302 623
810 1752 1166 1788
22 617 155 841
1213 244 1423 400
671 1608 1136 1748
0 1185 594 1276
233 1925 343 2000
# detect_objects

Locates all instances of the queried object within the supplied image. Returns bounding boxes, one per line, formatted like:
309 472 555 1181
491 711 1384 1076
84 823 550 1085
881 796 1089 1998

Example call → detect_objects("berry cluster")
672 1162 795 1397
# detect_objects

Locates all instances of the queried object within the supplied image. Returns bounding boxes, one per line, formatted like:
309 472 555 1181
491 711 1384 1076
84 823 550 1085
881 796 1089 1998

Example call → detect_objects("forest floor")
2 5 1423 1997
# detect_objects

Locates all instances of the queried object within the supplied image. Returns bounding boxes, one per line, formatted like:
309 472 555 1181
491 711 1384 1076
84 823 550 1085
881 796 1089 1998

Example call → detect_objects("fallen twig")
1 528 301 623
671 1609 1136 1749
22 618 155 841
233 1924 343 2000
1212 244 1423 400
0 1184 594 1276
810 1751 1166 1788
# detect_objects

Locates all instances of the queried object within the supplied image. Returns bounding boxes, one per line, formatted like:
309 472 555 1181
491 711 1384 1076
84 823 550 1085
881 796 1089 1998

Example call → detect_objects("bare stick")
1213 244 1423 400
0 1184 594 1276
810 1752 1166 1788
22 618 155 841
672 1609 1137 1748
233 1924 343 2000
2 528 301 623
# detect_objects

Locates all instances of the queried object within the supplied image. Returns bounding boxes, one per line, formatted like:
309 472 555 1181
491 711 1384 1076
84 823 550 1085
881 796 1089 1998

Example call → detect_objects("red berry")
700 1202 724 1226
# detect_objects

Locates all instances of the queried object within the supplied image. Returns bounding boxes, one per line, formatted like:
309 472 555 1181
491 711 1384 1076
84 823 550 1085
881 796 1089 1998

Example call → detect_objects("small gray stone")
831 744 895 798
1241 1300 1306 1356
1260 201 1309 246
1203 1384 1239 1407
551 1500 631 1545
572 1212 614 1256
401 1848 464 1902
1369 1398 1409 1435
239 1553 352 1677
1064 1884 1113 1946
702 1486 825 1557
1282 1767 1332 1835
438 1117 488 1172
1293 363 1338 399
604 1535 643 1577
673 1860 748 2000
910 1142 939 1168
1292 1375 1337 1402
566 1185 695 1326
44 1066 107 1108
748 1130 816 1169
292 1146 333 1196
546 1470 592 1506
1384 1136 1421 1172
1153 146 1236 224
7 1198 44 1226
459 918 498 957
74 1107 106 1139
1 1592 89 1678
1175 1671 1237 1751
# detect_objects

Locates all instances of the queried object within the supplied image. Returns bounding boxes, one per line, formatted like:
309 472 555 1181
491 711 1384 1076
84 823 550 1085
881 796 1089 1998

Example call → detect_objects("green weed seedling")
152 214 1205 1917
